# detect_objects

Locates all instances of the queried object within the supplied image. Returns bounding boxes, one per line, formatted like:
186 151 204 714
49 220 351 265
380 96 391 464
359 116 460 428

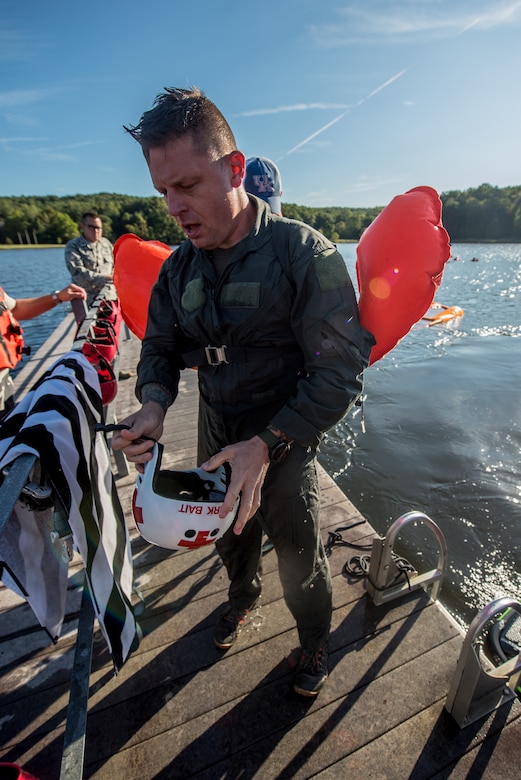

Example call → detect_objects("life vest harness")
0 287 30 370
181 343 301 368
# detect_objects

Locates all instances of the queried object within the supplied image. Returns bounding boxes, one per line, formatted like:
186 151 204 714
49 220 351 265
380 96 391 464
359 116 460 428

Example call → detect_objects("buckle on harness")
205 345 228 366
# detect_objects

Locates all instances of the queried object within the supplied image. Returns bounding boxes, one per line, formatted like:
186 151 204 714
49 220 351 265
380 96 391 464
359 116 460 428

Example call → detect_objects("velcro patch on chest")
182 278 206 312
313 249 349 292
220 282 261 308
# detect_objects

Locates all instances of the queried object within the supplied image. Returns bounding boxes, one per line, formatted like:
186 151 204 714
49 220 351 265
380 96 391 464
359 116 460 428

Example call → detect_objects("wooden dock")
1 312 520 779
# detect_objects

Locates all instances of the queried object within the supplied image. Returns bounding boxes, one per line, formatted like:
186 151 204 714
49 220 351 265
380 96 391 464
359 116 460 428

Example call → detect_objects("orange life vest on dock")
0 287 25 370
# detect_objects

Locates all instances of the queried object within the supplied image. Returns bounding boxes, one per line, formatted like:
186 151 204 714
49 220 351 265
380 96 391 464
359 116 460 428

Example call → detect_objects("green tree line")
1 183 520 245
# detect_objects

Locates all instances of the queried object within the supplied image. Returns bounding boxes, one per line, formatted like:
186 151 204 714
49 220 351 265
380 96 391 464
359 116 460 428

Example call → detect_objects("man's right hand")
111 402 165 472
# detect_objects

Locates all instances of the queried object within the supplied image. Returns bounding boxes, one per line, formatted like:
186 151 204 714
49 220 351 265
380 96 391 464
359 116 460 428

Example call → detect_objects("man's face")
82 217 103 242
148 135 244 251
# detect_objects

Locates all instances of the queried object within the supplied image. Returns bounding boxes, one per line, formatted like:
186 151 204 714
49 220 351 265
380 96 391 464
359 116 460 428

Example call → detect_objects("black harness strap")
181 343 300 368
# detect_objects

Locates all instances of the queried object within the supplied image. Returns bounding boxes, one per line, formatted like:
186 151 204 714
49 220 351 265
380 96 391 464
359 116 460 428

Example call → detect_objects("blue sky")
2 0 521 208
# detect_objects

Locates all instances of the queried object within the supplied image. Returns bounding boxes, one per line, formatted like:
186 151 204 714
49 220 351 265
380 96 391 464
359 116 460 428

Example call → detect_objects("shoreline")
2 239 521 251
0 244 63 250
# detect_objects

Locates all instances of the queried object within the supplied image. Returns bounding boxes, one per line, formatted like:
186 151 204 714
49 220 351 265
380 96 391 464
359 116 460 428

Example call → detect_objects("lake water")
0 248 76 369
1 243 520 629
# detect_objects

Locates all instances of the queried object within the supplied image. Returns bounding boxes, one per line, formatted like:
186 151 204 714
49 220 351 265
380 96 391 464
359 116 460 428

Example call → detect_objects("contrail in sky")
278 69 407 159
458 18 480 34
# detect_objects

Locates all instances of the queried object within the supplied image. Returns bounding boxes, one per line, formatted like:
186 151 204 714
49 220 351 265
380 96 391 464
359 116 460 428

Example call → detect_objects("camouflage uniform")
64 234 117 305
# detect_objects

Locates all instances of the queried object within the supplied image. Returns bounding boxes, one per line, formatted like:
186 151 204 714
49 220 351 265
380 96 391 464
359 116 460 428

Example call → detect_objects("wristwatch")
257 428 291 463
50 291 62 304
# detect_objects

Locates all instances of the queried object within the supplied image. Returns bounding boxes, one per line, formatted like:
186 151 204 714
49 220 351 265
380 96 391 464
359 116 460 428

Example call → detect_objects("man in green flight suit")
112 86 374 697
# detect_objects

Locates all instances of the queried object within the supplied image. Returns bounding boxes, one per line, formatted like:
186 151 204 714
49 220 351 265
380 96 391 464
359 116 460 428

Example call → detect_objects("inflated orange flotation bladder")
115 188 451 363
113 234 172 340
356 186 451 364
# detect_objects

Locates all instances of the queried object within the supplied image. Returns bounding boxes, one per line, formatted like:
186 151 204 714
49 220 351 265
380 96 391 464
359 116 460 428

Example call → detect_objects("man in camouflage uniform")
65 213 116 305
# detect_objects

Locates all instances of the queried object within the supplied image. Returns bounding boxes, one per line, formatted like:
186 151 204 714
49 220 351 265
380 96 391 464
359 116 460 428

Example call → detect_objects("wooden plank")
81 610 462 778
314 698 521 780
12 313 78 399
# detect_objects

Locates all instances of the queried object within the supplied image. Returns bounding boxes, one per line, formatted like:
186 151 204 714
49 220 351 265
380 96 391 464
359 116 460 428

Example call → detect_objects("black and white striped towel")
0 351 137 670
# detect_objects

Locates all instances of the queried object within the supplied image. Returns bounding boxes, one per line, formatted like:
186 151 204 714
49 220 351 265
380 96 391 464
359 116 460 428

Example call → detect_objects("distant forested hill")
1 183 520 245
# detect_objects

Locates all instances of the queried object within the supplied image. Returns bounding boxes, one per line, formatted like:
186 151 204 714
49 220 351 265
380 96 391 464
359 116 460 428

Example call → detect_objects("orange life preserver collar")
0 287 26 370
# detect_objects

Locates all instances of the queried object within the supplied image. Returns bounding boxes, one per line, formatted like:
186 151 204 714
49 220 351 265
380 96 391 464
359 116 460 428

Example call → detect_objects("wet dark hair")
124 86 237 160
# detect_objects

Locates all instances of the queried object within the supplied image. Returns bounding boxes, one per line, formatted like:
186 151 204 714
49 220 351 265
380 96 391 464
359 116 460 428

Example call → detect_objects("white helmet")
132 442 239 550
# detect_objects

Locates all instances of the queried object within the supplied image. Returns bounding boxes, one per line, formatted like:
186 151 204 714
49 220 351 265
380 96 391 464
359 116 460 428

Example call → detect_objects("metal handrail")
72 287 113 349
71 289 129 477
366 511 448 606
0 453 36 534
445 597 521 727
0 285 118 780
0 451 95 780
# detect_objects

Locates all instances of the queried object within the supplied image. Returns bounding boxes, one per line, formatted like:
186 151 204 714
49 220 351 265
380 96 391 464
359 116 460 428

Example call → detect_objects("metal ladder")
445 597 521 727
365 510 448 606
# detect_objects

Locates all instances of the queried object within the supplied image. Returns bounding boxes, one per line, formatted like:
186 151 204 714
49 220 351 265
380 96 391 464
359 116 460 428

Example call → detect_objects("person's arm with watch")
11 283 87 320
256 425 293 463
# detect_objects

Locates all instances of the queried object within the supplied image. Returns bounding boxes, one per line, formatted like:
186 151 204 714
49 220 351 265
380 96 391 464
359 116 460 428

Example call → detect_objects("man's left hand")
201 436 270 535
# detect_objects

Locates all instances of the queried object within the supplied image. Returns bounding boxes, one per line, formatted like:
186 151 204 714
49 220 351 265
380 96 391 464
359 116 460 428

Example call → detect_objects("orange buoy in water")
356 186 451 364
113 234 172 340
422 304 464 325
